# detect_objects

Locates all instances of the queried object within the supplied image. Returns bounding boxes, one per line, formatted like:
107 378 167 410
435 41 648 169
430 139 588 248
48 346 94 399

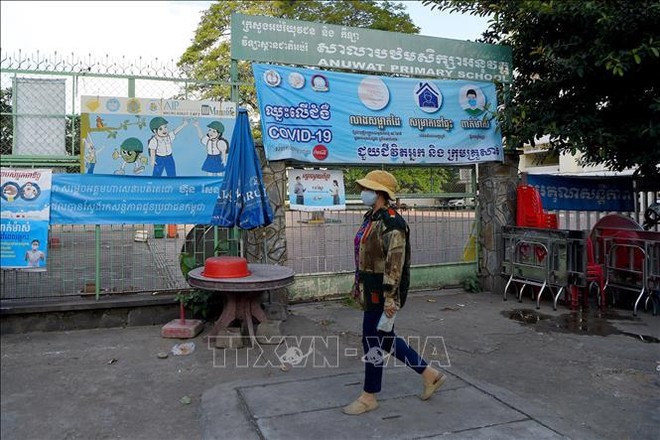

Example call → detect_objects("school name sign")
231 13 512 83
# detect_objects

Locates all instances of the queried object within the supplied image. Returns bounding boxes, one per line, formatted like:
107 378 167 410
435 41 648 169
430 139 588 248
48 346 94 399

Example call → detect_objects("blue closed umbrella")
211 108 274 229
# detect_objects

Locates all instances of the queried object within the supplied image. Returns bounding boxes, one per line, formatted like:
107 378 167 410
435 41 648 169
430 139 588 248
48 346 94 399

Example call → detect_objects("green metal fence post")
214 226 219 256
95 225 101 300
473 164 480 271
11 74 17 154
128 77 135 99
229 59 241 256
70 74 77 158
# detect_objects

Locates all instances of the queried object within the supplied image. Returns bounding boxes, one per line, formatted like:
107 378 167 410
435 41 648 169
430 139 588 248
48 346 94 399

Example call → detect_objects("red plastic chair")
543 213 558 229
610 230 643 273
569 237 606 309
516 185 544 227
585 237 606 308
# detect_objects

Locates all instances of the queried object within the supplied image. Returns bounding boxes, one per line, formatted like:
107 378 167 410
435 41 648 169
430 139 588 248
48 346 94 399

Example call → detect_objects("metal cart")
502 226 587 310
591 226 660 316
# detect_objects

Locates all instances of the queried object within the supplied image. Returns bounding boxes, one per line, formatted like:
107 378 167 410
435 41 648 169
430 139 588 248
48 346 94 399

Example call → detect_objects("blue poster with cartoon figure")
253 63 503 165
1 168 52 270
81 97 237 177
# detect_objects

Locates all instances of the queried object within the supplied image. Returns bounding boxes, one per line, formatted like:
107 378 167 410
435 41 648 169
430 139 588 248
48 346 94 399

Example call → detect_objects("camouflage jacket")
356 206 408 311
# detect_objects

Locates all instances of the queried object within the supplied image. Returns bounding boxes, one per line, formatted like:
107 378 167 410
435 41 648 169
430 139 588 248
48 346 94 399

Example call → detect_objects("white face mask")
360 189 378 207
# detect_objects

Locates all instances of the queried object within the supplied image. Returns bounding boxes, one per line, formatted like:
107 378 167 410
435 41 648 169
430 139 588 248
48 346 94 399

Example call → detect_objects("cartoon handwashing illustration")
111 137 148 175
2 182 19 202
21 182 39 200
193 119 229 176
84 134 106 174
148 116 188 177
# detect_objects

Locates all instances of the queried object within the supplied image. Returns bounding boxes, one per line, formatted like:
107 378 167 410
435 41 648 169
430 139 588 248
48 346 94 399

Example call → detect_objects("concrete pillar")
477 150 519 293
243 145 287 265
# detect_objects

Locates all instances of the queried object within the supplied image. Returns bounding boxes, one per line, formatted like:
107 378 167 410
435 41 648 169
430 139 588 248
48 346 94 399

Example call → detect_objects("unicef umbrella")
211 108 274 229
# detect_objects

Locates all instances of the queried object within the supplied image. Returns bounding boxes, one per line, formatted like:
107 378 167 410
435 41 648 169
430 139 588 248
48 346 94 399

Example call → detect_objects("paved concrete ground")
1 289 658 440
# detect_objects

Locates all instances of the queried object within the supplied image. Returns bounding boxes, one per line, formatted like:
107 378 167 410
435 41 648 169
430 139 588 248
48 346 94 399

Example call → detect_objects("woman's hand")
384 298 398 318
384 305 397 318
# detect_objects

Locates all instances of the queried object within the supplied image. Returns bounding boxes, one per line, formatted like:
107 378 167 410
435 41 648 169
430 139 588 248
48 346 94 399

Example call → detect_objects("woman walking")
343 170 446 415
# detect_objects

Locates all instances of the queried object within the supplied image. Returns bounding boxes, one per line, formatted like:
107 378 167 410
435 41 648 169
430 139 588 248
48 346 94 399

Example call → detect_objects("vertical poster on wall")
0 168 52 270
288 169 346 211
80 96 237 177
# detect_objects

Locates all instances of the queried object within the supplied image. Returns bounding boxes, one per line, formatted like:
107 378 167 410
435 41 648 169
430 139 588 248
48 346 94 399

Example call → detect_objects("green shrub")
176 290 215 320
461 274 482 293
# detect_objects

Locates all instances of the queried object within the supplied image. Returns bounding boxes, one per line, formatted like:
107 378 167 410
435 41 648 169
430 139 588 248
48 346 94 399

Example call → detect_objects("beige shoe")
342 398 379 415
420 372 446 400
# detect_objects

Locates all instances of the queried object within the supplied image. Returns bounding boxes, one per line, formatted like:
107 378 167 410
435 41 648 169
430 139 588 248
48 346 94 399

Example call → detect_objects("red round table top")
590 214 644 267
187 264 295 292
591 214 642 234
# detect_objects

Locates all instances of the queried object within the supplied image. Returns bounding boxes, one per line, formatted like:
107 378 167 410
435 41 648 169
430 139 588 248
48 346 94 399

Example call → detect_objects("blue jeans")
152 154 176 177
362 310 428 393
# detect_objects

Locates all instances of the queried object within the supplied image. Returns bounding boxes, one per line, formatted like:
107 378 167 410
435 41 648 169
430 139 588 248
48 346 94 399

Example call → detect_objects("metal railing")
284 203 477 275
0 52 240 301
0 224 238 301
1 51 482 301
1 50 237 166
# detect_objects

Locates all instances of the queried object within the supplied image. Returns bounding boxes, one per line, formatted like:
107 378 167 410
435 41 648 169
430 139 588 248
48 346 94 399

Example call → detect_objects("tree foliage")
178 0 419 110
342 166 457 195
423 0 660 177
0 87 13 155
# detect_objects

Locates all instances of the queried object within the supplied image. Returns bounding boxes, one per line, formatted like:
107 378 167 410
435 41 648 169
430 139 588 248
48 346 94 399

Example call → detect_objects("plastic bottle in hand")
377 311 396 332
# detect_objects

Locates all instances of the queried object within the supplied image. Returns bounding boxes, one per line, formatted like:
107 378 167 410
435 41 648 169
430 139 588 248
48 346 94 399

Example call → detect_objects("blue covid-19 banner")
253 63 503 165
50 174 224 225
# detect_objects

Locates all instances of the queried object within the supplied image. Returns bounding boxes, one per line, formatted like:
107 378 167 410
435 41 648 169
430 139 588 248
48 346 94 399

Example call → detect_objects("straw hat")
357 170 397 200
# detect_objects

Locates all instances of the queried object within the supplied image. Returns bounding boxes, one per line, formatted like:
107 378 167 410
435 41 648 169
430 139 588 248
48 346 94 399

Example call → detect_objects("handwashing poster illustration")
1 168 52 270
81 96 237 177
288 169 346 211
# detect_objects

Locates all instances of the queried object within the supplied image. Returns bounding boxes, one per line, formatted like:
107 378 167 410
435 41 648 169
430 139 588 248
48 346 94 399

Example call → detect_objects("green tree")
343 166 454 195
423 0 660 178
67 115 81 156
178 0 419 110
0 87 13 155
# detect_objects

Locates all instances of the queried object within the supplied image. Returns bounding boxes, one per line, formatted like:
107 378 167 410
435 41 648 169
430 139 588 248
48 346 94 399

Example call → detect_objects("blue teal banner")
253 63 503 165
50 174 223 225
527 174 634 212
1 168 52 269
